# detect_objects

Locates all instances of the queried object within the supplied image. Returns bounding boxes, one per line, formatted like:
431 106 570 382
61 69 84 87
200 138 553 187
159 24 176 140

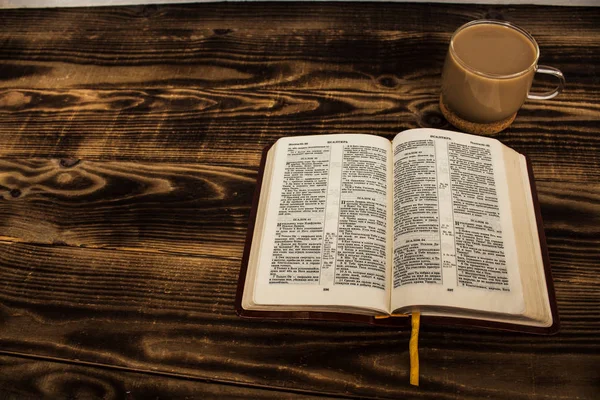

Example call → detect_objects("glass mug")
440 20 565 135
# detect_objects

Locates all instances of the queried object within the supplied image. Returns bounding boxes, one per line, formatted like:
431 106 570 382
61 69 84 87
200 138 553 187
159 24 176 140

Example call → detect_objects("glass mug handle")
527 65 565 100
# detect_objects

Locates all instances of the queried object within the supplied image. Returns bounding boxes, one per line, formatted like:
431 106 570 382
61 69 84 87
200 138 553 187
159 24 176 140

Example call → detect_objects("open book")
236 128 558 334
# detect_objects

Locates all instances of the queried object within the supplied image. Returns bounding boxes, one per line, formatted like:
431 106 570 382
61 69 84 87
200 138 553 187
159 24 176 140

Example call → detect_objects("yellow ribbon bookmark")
409 312 420 386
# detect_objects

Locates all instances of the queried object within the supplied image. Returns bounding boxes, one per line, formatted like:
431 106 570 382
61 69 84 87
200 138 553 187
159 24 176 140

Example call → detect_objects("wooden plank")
0 88 598 170
0 3 598 34
0 239 598 397
0 160 598 257
0 28 596 91
0 240 595 323
0 354 323 399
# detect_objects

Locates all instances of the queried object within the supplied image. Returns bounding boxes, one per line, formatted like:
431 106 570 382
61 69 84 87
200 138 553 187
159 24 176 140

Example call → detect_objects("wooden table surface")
0 2 599 399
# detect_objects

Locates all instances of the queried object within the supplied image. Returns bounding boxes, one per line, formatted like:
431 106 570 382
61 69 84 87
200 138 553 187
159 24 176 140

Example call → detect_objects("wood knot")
10 188 21 198
60 158 80 168
419 111 447 129
376 75 399 89
213 29 233 35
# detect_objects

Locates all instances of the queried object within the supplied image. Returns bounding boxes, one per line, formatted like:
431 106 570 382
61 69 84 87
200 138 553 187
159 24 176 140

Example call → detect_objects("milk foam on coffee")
441 23 538 123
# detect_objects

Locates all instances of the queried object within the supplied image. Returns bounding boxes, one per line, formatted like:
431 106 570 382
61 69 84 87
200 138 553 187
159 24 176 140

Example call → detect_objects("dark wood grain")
0 159 255 257
0 5 598 166
0 227 597 398
0 2 599 399
0 355 323 399
0 88 598 175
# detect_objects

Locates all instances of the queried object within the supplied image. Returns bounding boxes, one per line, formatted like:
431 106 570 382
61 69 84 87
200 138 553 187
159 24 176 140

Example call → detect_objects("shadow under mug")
440 20 565 135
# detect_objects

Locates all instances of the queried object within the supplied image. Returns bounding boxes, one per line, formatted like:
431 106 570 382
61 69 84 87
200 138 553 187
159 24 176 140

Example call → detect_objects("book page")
251 134 392 314
390 128 524 315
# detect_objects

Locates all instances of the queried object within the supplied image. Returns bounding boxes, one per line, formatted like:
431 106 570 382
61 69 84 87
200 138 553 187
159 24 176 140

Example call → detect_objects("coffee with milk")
440 20 564 134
